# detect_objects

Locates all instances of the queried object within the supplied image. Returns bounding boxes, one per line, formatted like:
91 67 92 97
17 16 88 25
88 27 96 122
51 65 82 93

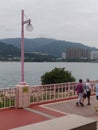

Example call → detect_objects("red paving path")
0 108 48 130
0 106 65 130
30 105 65 117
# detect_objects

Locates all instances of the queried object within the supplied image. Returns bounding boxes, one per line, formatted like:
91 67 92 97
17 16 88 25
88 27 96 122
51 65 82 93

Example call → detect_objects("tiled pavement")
43 96 98 120
42 95 98 129
0 95 98 130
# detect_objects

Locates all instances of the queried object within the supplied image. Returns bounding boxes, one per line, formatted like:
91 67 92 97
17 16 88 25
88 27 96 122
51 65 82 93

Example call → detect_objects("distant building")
61 52 66 59
66 48 90 60
91 51 98 61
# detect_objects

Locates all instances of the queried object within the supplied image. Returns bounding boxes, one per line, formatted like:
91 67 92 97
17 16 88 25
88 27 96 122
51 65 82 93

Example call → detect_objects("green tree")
41 67 76 85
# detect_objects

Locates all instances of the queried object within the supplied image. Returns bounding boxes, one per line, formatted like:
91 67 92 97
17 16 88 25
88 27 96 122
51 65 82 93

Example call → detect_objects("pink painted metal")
0 87 16 109
20 10 32 84
0 81 96 109
21 10 24 83
30 81 96 105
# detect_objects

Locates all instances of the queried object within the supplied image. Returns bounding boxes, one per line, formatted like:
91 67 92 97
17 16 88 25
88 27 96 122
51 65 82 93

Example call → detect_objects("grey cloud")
0 0 98 48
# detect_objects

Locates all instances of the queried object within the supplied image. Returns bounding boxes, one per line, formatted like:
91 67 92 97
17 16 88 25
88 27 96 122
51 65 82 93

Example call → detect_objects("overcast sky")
0 0 98 48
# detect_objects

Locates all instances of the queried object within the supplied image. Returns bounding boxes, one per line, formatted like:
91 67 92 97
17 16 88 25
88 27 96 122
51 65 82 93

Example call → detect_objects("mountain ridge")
0 38 97 58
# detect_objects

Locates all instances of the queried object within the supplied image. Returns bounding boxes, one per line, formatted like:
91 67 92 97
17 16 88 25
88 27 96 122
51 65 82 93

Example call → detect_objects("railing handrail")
0 80 97 109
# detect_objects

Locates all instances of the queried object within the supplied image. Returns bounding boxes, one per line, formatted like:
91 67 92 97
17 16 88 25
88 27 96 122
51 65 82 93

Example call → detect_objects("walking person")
94 80 98 112
75 79 84 107
85 79 91 105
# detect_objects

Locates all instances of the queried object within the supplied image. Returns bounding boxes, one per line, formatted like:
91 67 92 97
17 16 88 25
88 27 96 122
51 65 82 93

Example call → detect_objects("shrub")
41 67 76 85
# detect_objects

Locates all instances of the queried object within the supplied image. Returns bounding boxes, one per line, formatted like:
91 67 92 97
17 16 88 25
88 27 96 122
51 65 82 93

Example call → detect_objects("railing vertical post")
68 82 71 98
54 85 56 100
4 89 6 107
36 87 39 103
50 86 51 100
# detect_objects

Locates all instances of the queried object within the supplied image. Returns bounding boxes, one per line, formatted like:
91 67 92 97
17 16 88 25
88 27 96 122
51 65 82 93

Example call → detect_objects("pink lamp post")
16 10 33 108
20 10 33 85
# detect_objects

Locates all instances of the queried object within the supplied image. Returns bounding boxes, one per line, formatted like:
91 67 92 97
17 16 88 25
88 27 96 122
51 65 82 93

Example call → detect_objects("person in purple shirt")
75 79 84 107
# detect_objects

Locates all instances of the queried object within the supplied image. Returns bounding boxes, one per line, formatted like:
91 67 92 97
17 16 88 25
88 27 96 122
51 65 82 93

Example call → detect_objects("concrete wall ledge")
11 114 97 130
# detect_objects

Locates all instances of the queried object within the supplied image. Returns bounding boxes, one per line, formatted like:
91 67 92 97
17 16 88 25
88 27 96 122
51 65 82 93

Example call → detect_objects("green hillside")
0 38 97 58
0 41 55 61
0 42 20 57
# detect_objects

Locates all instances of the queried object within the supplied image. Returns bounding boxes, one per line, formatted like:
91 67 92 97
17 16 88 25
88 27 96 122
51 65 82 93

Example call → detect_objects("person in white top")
85 79 91 105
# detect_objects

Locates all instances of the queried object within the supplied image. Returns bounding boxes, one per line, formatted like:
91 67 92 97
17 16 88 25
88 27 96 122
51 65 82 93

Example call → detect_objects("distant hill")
0 38 98 58
0 41 20 57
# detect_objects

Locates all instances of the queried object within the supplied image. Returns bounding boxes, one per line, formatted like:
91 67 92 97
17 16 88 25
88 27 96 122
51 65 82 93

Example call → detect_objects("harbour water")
0 62 98 88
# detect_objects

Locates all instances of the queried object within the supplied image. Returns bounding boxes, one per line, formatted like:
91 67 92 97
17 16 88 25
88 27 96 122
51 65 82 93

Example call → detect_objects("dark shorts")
96 96 98 100
87 91 91 98
83 91 91 99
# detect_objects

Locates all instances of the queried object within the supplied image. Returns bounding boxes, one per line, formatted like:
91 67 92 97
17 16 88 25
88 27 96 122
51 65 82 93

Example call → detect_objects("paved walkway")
43 96 98 120
0 95 98 130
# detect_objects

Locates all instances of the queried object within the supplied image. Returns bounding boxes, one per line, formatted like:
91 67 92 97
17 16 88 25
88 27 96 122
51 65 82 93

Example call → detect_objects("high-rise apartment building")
66 48 90 60
61 52 66 59
91 51 98 61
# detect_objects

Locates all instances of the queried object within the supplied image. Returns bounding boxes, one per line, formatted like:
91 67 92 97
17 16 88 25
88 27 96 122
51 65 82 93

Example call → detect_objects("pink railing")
0 87 16 108
0 81 96 109
30 81 96 105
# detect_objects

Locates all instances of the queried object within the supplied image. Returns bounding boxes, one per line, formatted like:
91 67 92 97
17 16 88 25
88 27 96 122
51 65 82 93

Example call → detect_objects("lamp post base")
15 83 30 108
19 82 26 85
